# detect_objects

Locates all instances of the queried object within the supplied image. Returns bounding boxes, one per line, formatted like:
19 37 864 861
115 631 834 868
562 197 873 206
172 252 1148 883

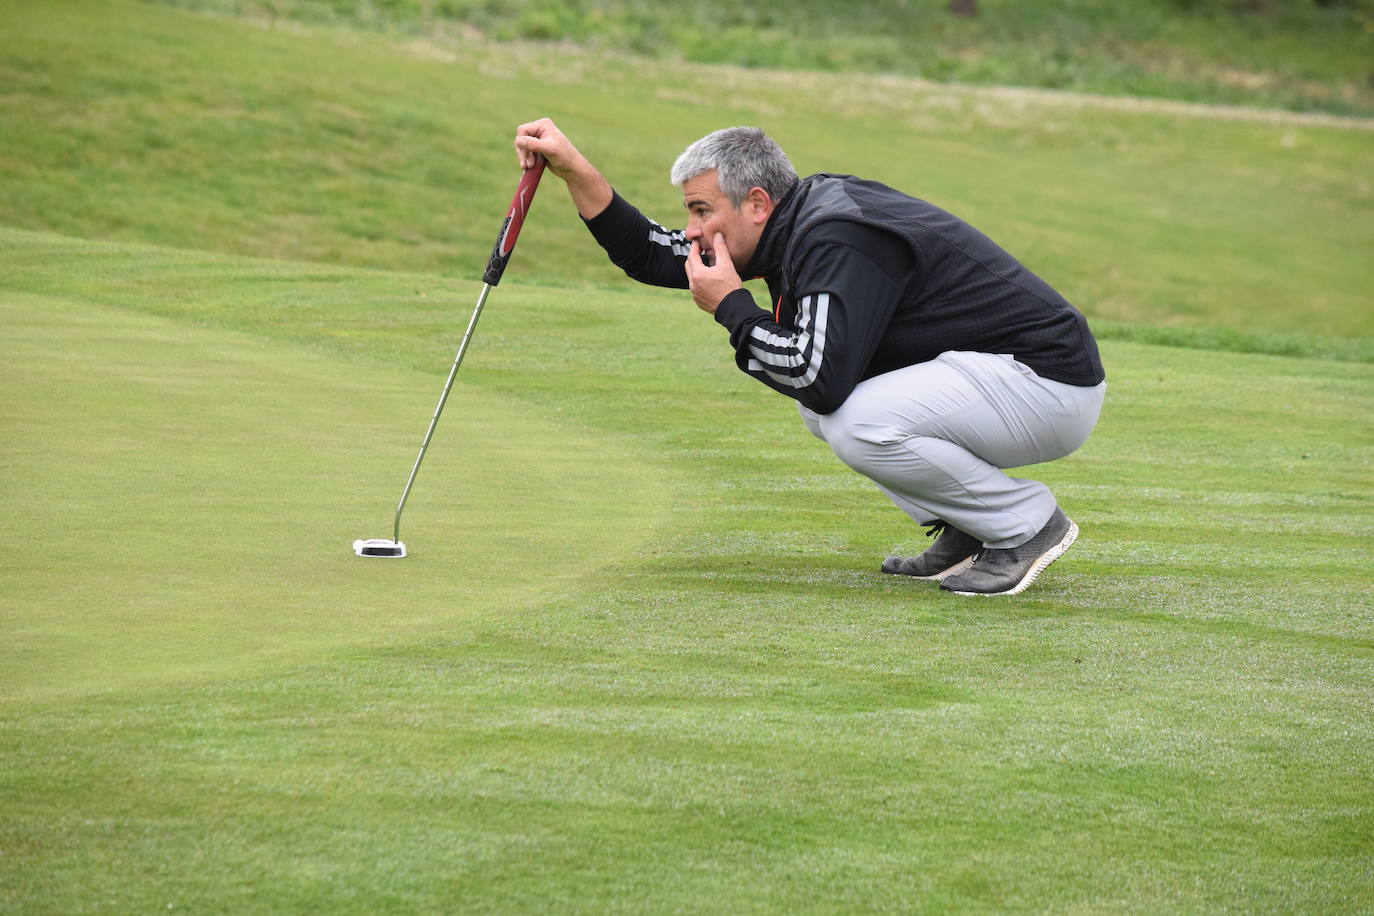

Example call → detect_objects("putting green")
0 288 669 702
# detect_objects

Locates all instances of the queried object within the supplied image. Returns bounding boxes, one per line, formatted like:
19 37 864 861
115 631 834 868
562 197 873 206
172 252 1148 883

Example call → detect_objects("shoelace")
927 519 986 563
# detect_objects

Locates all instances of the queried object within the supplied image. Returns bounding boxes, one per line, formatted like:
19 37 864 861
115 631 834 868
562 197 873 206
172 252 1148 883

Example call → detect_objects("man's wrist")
567 164 613 219
712 288 758 328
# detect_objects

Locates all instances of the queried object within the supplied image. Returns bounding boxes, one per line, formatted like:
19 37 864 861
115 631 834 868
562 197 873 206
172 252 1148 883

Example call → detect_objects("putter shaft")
368 159 545 556
393 281 493 544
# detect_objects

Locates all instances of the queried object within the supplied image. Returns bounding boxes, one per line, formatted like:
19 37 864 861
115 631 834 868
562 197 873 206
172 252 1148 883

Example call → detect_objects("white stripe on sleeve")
744 293 830 389
648 223 691 257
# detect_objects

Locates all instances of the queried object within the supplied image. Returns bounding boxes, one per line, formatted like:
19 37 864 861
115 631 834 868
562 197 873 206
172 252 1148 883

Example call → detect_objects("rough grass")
3 0 1371 356
150 0 1374 116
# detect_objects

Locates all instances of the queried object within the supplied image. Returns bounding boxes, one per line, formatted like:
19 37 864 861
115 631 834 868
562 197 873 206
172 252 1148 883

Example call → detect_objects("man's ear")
745 186 774 224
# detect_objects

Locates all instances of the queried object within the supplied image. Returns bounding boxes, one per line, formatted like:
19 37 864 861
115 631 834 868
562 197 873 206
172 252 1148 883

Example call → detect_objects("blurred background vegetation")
152 0 1374 116
5 0 1370 355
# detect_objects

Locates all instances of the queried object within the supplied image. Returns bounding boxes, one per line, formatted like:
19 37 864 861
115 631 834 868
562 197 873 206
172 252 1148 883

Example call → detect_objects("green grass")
0 256 670 702
2 1 1373 912
3 0 1371 356
3 228 1372 913
151 0 1374 117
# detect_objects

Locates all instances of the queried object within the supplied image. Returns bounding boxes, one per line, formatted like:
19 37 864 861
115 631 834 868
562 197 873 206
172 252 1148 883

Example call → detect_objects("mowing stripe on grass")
0 291 670 703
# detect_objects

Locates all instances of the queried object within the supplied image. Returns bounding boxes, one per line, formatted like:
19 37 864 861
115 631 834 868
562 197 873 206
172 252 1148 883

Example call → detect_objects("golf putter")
354 157 546 558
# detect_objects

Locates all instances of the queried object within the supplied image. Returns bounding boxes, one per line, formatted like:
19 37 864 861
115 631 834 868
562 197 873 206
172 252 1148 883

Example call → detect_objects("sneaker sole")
882 554 976 582
945 521 1078 597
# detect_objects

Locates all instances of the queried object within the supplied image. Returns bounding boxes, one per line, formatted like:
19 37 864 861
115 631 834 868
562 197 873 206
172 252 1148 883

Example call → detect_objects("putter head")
353 538 406 558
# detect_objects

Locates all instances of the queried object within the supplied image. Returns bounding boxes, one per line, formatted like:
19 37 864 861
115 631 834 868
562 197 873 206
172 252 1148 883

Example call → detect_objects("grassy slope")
1 1 1372 912
151 0 1374 117
2 0 1372 355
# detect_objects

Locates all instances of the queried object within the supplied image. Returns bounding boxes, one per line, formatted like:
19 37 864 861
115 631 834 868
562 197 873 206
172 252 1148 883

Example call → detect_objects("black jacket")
585 173 1104 414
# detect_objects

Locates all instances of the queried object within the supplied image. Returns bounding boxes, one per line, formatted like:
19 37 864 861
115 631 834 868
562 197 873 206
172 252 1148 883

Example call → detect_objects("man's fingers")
687 239 717 272
514 135 547 170
514 118 557 169
514 118 554 142
514 117 588 178
514 137 544 170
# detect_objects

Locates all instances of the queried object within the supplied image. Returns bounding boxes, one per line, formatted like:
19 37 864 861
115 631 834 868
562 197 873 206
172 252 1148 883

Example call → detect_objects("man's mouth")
700 249 716 267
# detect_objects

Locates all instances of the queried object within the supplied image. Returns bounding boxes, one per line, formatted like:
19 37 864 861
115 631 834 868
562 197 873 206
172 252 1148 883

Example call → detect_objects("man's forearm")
583 191 691 291
564 162 613 220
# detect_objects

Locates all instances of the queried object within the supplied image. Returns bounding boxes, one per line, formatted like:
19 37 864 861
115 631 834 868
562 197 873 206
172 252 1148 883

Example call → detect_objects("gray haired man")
514 118 1105 596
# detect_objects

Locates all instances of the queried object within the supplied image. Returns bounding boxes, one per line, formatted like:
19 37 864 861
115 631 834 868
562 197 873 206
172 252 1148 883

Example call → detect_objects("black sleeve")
581 190 690 290
713 226 910 415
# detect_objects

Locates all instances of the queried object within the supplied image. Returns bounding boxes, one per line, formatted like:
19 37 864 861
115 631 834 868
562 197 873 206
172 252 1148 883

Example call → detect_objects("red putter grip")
483 158 546 286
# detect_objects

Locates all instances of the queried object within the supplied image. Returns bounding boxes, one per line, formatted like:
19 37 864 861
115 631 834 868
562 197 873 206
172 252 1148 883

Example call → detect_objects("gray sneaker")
940 508 1078 596
881 520 981 581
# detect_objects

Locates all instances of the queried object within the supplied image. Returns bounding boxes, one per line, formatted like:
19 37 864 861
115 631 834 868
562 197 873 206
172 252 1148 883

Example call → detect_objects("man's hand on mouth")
686 233 741 315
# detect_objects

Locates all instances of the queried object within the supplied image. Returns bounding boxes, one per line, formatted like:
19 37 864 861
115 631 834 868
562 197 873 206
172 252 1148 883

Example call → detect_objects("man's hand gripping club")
513 118 612 219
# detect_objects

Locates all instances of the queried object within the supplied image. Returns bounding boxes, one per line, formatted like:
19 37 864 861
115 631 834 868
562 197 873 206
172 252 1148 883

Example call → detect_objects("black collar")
742 177 808 281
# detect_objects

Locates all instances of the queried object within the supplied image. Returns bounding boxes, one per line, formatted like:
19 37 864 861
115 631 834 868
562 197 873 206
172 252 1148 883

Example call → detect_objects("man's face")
681 170 768 271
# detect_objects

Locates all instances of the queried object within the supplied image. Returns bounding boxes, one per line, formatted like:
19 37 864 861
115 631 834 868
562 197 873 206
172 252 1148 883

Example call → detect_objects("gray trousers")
798 351 1105 549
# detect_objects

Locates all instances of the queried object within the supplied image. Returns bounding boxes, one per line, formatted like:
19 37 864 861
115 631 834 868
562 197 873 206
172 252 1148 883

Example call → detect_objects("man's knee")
820 416 944 489
814 397 881 466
